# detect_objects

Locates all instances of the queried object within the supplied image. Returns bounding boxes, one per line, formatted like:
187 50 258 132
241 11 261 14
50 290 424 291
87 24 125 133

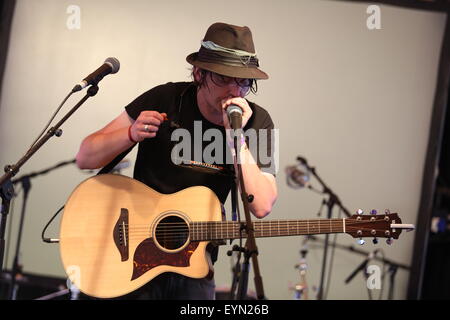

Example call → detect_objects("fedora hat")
186 22 269 80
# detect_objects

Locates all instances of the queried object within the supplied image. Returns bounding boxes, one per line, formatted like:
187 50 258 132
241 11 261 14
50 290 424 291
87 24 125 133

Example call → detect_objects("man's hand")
130 111 167 142
221 97 252 130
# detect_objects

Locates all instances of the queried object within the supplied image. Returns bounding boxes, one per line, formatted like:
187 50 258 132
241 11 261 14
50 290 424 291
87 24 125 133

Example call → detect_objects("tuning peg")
356 209 364 215
372 238 379 244
386 238 394 245
357 238 366 245
370 209 377 215
384 209 391 215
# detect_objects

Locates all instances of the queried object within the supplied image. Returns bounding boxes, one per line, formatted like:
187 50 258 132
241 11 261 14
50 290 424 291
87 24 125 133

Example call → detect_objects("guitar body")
59 174 414 298
59 174 222 298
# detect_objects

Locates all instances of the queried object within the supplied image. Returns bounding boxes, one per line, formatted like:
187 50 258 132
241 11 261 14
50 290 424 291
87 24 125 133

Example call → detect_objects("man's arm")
76 110 166 169
234 144 278 219
221 98 278 219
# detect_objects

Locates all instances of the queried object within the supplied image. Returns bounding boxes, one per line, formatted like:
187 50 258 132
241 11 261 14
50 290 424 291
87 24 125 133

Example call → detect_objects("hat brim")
186 52 269 80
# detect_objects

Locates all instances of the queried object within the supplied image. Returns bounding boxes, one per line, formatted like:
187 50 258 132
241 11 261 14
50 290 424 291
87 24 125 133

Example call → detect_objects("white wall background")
0 0 446 300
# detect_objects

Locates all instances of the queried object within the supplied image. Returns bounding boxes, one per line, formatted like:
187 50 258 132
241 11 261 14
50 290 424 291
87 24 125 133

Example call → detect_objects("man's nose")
227 84 245 97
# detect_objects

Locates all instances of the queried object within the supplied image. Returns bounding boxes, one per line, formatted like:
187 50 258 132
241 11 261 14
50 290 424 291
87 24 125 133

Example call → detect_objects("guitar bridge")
113 208 129 261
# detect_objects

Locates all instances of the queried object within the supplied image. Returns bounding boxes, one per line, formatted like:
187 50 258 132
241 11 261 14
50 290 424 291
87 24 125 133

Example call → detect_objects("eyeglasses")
208 72 254 94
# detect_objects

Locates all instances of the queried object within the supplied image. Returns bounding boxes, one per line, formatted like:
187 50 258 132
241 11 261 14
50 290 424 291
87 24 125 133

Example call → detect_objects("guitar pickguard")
131 238 199 281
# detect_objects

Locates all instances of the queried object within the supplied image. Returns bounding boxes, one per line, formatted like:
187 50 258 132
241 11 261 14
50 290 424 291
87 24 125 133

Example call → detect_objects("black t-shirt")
125 81 275 204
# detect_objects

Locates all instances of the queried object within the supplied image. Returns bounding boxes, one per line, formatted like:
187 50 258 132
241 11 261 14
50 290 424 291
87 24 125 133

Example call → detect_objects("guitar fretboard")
190 219 346 241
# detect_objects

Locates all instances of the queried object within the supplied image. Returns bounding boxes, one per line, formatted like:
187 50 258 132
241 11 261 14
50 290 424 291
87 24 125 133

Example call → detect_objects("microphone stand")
227 177 243 299
307 235 410 270
387 264 398 300
296 156 351 300
344 253 373 285
228 247 241 299
0 85 99 274
233 131 265 300
7 159 76 299
7 176 30 300
308 235 406 299
293 238 309 300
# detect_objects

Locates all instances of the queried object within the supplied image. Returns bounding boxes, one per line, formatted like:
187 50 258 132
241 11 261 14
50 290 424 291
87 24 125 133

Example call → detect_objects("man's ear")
193 66 201 82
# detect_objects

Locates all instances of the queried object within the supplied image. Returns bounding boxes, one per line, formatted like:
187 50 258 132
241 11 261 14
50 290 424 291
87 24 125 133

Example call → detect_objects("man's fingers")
131 111 168 142
141 131 157 138
141 124 159 133
139 116 162 126
140 110 166 121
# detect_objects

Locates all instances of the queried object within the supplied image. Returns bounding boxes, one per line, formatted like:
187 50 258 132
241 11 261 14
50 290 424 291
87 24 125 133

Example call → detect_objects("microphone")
72 57 120 92
286 165 310 188
226 104 243 130
344 249 378 284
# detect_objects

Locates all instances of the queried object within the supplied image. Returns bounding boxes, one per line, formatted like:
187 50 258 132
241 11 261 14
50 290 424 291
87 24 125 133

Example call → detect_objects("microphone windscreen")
105 57 120 74
227 104 242 115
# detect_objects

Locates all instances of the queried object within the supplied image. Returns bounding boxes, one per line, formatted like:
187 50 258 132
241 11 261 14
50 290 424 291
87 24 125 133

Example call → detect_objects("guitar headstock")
345 209 414 245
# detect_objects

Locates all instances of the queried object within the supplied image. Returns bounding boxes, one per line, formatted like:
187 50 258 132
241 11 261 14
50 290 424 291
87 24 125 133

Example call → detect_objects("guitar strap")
97 145 136 175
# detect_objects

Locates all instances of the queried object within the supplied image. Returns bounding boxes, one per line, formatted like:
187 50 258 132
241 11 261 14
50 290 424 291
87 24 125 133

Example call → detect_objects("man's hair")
190 67 258 95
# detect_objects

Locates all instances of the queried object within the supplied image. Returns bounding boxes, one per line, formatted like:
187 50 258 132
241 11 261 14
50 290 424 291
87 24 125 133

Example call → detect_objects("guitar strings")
120 219 383 229
119 219 389 237
122 220 386 233
127 231 387 241
123 220 388 240
125 227 384 241
124 226 381 237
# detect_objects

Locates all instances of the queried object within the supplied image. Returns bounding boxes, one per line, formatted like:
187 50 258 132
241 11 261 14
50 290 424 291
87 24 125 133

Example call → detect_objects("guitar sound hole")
155 215 189 250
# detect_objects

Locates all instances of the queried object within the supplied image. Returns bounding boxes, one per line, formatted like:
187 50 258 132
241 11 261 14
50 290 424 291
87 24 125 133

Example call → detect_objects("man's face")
195 68 252 112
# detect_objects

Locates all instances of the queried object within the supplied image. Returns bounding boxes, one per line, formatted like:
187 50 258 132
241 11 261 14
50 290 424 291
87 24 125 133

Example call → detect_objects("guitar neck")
190 219 346 241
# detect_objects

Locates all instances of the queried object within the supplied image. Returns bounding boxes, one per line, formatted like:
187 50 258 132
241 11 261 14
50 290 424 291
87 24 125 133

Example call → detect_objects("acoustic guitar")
59 174 414 298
